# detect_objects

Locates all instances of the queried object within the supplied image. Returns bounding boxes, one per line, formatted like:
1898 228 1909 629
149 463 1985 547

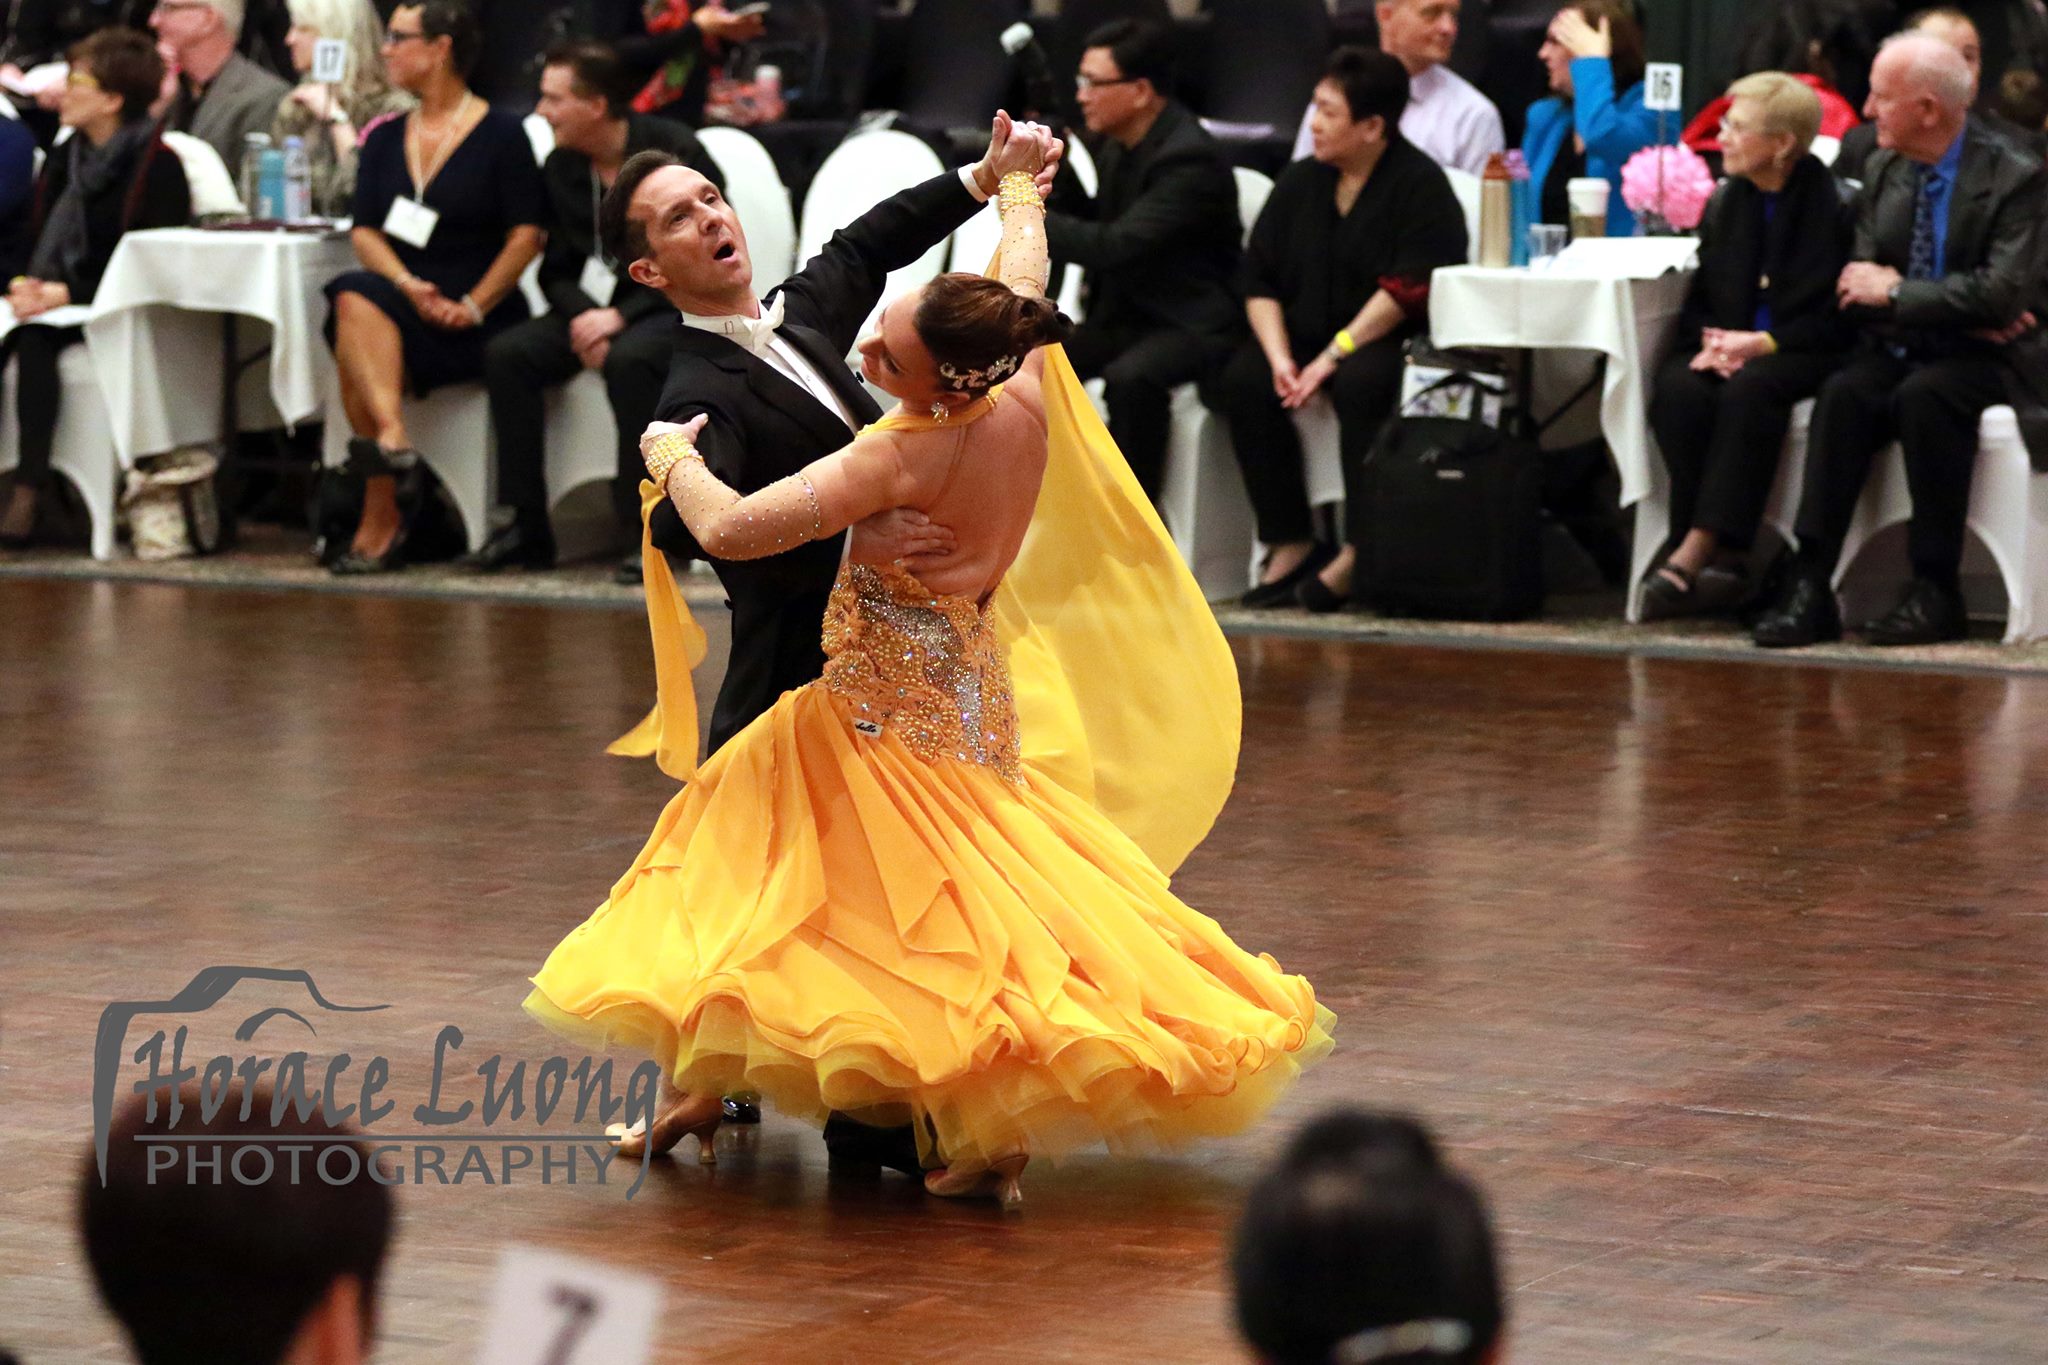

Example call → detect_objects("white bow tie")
695 294 785 356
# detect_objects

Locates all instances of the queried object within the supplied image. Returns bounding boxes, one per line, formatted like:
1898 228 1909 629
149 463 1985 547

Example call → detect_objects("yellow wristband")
1760 333 1778 355
1333 328 1358 357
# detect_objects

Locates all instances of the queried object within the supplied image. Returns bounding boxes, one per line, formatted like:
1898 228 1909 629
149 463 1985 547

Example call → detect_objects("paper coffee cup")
1566 177 1609 238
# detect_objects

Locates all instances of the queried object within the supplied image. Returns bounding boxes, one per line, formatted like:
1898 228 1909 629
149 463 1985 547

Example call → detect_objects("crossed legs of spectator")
330 292 420 573
1755 347 2004 648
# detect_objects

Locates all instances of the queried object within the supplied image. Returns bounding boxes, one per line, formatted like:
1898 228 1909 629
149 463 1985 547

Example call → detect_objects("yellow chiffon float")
526 349 1332 1165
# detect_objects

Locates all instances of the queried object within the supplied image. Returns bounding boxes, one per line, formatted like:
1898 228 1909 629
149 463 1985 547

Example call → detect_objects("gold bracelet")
643 430 702 490
996 170 1039 218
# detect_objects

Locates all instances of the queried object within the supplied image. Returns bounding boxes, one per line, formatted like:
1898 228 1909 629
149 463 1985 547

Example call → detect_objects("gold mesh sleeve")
648 428 905 561
995 170 1050 300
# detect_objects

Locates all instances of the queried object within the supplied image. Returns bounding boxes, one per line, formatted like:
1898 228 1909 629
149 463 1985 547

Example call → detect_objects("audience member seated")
568 0 766 125
0 111 37 277
1833 8 2034 183
1288 0 1505 175
2 0 154 135
1681 0 1869 165
322 0 544 575
1232 1109 1505 1365
1754 34 2048 649
155 0 293 172
1526 0 1657 236
1993 65 2048 149
270 0 414 219
1952 0 2048 112
0 29 188 550
470 39 723 580
1643 74 1854 622
1208 47 1468 614
1046 19 1244 502
79 1085 395 1365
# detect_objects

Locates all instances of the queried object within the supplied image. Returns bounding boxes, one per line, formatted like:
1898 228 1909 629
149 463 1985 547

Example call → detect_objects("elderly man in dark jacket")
1047 19 1243 502
1756 31 2048 648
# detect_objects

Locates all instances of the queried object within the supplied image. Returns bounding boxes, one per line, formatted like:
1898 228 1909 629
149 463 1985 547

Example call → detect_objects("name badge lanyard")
405 92 474 205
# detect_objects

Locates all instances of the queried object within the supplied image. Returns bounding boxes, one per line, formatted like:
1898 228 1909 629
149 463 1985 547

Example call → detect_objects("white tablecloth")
1428 258 1695 507
83 227 357 465
1428 255 1696 618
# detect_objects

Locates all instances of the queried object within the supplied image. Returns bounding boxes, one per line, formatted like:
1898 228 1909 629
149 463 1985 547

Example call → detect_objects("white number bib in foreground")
474 1246 660 1365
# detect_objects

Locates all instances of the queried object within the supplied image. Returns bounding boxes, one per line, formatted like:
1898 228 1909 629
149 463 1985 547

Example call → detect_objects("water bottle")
239 132 272 219
282 136 312 221
257 145 287 220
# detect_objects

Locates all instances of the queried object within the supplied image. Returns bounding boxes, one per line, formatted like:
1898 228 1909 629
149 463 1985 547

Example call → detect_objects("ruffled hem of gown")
526 684 1334 1166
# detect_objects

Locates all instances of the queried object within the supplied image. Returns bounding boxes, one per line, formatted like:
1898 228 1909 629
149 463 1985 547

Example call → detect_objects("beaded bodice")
821 563 1021 783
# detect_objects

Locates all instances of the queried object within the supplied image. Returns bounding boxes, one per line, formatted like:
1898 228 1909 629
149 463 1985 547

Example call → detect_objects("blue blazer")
1523 58 1659 236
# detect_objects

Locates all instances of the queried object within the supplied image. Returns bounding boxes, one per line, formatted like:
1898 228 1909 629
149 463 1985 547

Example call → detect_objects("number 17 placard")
474 1247 662 1365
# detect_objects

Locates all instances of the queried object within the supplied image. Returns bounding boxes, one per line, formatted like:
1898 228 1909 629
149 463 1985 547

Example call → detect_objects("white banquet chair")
798 130 949 355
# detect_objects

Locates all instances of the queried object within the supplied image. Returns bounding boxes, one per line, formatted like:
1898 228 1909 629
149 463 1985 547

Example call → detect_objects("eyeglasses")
1074 73 1141 91
382 28 430 46
153 0 212 12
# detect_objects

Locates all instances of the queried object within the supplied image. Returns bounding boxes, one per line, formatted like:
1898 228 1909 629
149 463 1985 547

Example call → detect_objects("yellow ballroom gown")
525 351 1333 1166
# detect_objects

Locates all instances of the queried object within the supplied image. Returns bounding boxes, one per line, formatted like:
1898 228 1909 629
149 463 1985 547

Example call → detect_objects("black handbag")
1352 373 1545 622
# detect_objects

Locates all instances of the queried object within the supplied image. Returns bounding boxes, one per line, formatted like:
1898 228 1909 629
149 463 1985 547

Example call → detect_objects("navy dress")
325 106 546 395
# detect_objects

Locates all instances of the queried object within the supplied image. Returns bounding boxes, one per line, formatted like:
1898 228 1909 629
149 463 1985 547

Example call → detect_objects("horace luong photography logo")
92 967 669 1198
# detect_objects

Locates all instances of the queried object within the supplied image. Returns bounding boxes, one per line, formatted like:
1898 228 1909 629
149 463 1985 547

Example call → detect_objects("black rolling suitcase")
1352 361 1545 621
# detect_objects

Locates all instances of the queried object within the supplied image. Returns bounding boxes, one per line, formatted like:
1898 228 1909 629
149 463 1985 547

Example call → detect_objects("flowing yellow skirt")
525 683 1334 1166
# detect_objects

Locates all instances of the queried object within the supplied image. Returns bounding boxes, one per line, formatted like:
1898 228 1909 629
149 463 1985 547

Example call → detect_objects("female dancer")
527 148 1333 1206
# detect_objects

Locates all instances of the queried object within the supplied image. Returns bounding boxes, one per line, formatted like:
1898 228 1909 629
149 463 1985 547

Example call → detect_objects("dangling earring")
930 401 950 423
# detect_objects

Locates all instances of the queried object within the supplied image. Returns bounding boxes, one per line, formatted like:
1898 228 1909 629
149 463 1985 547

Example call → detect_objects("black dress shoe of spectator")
721 1095 761 1124
613 550 643 586
1865 577 1967 646
822 1114 925 1178
1240 543 1334 608
462 518 556 572
1295 572 1350 614
1751 563 1841 648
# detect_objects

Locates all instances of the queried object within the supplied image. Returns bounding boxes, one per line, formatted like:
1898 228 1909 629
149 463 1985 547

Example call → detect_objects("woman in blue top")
1523 0 1658 236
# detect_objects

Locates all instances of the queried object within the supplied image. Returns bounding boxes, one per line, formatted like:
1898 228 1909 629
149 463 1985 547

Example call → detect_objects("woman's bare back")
878 370 1050 603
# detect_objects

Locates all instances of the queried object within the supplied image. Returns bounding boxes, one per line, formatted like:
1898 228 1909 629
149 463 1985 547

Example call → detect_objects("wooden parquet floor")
3 577 2046 1363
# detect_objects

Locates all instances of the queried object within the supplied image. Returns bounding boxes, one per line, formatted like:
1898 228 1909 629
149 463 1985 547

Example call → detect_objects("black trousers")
1792 344 2006 583
1647 347 1841 552
482 310 674 533
1065 319 1233 501
5 324 83 491
1205 332 1406 546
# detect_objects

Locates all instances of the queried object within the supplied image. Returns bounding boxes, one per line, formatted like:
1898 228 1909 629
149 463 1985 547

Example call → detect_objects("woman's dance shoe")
924 1155 1028 1210
606 1093 725 1165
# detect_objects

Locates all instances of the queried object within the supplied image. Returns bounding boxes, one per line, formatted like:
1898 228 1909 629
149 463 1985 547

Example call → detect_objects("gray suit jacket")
1856 117 2048 467
169 52 292 174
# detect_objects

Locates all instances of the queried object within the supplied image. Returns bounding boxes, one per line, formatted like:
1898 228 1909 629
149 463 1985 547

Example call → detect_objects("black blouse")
1242 139 1470 354
351 106 547 302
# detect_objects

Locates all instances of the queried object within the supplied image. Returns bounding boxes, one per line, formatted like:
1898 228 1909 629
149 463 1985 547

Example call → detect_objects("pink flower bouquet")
1619 145 1716 232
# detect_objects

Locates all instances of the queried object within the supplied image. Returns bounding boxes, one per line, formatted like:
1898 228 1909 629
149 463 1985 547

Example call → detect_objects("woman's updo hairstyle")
915 273 1075 394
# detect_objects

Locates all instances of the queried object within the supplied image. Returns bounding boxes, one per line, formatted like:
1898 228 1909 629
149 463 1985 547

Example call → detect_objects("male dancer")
599 116 1059 1176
